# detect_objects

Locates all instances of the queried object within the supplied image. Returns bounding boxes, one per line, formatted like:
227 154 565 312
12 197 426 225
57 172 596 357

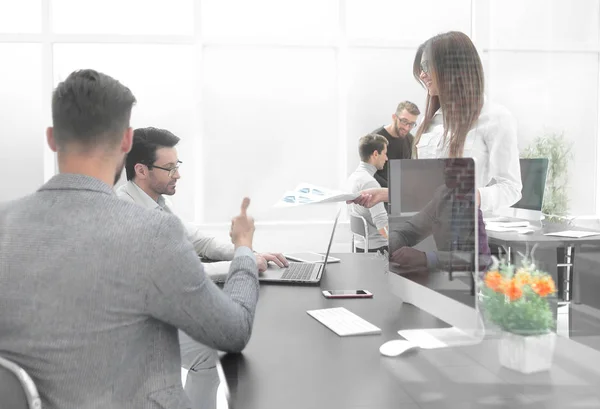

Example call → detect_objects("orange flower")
485 271 504 292
514 268 532 286
504 278 523 301
531 276 556 298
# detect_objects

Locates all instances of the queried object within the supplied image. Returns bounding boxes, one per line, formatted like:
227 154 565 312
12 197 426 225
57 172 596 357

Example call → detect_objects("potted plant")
481 257 557 374
521 131 573 222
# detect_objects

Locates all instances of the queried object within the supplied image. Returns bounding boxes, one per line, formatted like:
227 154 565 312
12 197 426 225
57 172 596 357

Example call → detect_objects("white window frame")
0 0 598 221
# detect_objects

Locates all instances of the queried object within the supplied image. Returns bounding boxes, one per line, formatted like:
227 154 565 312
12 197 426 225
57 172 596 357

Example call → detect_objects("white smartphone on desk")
284 252 340 264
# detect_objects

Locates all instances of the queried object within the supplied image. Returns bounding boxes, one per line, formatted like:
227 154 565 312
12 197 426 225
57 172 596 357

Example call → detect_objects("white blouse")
416 100 522 213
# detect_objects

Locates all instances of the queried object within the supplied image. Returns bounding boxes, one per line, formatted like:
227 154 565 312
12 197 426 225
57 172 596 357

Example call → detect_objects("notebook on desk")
259 210 340 284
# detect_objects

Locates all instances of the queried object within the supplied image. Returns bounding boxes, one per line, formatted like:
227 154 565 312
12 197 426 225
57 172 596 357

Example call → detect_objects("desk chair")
350 214 369 253
0 355 41 409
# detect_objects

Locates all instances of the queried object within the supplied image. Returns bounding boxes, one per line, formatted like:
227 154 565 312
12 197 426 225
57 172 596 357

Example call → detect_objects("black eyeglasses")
148 160 182 178
420 60 430 74
397 118 417 129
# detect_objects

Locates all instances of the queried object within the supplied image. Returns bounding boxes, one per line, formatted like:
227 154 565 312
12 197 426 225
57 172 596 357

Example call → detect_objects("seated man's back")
1 68 260 409
0 174 257 408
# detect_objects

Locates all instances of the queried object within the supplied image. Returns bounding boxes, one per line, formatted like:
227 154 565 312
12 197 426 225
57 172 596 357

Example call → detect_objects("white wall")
0 43 45 202
1 0 599 251
476 0 600 215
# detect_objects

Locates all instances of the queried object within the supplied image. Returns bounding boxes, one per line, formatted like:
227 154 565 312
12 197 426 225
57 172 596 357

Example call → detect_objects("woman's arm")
479 106 522 212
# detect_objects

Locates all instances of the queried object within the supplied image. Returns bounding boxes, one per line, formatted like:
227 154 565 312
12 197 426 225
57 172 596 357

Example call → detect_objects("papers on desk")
397 328 480 349
483 216 513 223
485 220 531 233
544 230 600 239
274 183 359 207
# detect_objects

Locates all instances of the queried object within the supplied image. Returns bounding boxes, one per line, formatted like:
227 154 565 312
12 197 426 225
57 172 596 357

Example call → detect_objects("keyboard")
306 307 381 336
280 262 316 280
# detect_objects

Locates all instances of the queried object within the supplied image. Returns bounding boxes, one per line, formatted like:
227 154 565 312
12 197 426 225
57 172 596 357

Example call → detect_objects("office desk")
487 222 600 304
220 253 600 409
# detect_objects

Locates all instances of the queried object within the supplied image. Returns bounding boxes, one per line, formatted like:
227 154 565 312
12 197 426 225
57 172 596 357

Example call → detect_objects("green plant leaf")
521 130 573 219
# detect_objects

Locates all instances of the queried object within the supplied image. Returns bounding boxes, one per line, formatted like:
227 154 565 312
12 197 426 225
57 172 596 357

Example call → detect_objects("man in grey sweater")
116 127 288 409
346 133 389 253
0 69 259 409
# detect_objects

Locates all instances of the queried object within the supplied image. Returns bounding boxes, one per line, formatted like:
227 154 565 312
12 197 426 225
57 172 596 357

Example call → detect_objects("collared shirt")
346 162 388 249
415 99 522 213
116 180 235 278
119 179 170 212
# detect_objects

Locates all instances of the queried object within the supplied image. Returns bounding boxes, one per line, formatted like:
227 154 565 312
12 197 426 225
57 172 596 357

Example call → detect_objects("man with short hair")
117 127 288 409
117 127 288 276
347 133 389 254
0 69 260 409
372 100 420 187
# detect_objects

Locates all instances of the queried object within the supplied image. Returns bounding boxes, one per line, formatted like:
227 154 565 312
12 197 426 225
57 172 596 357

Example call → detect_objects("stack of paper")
397 328 480 349
485 220 531 233
544 230 600 239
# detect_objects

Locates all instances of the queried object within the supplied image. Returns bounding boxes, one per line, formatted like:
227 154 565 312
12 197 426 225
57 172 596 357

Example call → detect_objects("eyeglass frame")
396 117 417 129
147 160 182 178
420 60 430 74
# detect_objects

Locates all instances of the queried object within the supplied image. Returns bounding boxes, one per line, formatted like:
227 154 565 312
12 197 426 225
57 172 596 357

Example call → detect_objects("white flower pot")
498 331 557 374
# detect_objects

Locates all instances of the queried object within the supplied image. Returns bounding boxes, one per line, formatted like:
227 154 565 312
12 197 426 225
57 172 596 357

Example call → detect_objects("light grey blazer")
0 174 259 409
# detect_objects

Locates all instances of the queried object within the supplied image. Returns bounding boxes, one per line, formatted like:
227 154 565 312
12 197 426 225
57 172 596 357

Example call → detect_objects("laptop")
259 210 340 284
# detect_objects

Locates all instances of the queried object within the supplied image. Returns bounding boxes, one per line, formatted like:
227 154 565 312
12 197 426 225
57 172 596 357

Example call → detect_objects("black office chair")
350 214 369 253
0 355 41 409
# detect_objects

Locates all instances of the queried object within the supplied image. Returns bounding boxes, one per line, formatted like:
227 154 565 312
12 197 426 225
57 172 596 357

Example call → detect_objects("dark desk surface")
220 253 600 409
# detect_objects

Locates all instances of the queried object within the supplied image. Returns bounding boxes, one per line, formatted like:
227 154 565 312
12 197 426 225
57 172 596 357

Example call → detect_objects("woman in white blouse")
412 31 522 213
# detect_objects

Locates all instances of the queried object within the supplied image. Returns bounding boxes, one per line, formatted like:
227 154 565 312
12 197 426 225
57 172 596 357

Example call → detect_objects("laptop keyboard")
280 262 316 280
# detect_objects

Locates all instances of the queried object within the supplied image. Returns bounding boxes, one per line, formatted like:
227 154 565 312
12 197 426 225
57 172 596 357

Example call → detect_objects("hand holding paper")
275 183 358 207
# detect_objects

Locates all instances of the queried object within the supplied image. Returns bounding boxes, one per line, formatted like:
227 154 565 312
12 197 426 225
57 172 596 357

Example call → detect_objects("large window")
1 0 599 222
0 44 44 200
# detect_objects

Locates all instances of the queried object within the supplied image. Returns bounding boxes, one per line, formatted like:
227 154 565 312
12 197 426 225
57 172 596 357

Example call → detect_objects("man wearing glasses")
117 127 288 277
371 101 420 188
117 127 287 409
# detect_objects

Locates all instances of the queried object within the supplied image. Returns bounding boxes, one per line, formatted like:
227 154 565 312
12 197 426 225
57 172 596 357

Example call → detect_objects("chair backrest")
349 214 369 251
0 355 41 409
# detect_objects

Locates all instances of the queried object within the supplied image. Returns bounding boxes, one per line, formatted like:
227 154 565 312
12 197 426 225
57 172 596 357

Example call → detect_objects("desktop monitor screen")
388 159 445 216
387 158 490 342
511 158 549 211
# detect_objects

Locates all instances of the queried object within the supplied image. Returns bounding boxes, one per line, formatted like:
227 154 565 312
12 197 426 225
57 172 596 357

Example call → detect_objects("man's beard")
114 157 126 185
395 122 407 137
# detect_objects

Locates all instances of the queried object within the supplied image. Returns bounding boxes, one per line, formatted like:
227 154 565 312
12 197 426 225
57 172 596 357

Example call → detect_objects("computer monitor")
388 159 445 216
387 158 486 346
496 158 549 220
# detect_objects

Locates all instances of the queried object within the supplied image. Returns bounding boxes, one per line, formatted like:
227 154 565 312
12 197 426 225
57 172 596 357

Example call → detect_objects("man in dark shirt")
372 101 420 187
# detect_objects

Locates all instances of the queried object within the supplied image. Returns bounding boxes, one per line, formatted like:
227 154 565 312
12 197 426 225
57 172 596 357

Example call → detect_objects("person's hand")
476 189 481 208
347 193 372 207
230 197 255 249
258 252 289 268
390 247 427 271
346 188 389 208
256 254 268 273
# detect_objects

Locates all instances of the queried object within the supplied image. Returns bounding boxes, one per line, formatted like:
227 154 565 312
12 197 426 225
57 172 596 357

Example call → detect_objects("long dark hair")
413 32 484 158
